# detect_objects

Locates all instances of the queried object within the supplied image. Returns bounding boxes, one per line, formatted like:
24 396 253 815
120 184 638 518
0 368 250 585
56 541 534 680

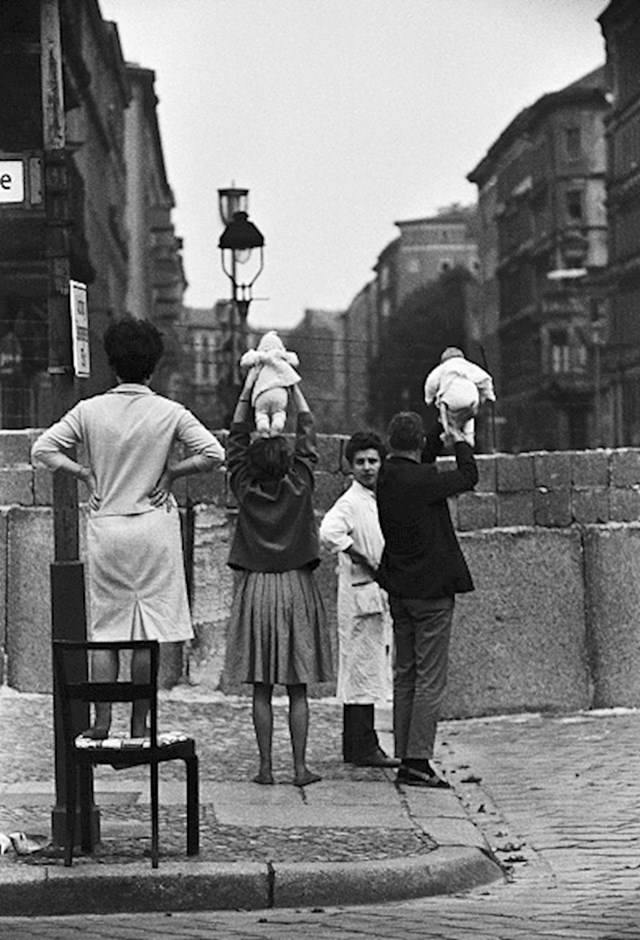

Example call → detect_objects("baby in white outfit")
424 347 495 447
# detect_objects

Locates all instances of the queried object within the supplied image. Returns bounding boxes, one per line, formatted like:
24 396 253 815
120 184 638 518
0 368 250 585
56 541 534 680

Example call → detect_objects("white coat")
320 480 393 705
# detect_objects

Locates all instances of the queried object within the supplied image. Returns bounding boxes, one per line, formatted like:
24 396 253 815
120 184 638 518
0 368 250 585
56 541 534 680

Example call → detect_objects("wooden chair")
52 639 199 868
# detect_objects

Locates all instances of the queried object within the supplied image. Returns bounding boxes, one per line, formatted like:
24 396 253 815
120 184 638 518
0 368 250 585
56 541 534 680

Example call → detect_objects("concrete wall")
5 430 640 717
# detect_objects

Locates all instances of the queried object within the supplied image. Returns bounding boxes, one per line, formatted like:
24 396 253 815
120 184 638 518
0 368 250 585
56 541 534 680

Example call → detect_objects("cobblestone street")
5 708 640 938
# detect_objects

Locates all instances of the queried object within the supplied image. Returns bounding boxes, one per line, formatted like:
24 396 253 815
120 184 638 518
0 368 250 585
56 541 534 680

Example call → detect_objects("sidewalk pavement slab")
0 689 505 914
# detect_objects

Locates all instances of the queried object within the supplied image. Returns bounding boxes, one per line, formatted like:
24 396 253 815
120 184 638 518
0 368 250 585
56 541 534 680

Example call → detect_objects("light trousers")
390 595 454 760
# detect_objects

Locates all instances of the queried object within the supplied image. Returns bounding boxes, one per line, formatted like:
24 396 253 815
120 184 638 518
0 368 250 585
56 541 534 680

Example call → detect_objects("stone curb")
0 847 504 916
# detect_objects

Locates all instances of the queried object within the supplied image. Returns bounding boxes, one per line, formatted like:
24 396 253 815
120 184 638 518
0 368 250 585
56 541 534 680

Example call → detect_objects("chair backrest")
52 640 160 746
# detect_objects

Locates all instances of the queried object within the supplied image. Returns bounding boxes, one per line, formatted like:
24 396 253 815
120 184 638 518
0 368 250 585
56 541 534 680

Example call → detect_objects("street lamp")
217 188 264 416
218 199 265 321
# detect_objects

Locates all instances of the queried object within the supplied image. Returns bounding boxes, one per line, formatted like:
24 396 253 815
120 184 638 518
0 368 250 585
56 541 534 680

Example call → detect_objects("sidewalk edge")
0 847 504 916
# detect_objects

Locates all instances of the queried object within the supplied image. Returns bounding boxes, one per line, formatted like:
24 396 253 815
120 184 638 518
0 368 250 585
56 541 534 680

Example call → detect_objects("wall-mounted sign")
0 160 24 203
0 154 43 208
70 280 90 377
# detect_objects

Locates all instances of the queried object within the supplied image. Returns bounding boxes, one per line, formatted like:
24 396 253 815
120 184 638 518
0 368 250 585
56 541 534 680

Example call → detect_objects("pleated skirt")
224 568 334 686
86 505 194 643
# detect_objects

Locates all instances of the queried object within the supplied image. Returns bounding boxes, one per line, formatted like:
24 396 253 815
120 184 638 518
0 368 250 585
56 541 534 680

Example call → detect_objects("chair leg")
150 761 159 869
185 755 199 856
64 759 77 867
79 763 93 852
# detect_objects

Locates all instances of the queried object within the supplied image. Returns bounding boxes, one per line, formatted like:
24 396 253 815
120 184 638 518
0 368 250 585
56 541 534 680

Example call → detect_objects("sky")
99 0 609 330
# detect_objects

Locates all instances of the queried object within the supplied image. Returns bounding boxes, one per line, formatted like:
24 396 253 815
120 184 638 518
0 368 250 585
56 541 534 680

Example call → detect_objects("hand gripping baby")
240 330 301 436
424 346 496 448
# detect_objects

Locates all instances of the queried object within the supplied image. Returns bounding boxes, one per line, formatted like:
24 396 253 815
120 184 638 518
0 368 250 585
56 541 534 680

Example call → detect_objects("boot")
342 705 356 762
349 705 399 767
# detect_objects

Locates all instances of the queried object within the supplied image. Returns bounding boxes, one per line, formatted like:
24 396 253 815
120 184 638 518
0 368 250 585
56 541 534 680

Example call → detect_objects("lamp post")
217 188 264 403
41 0 98 848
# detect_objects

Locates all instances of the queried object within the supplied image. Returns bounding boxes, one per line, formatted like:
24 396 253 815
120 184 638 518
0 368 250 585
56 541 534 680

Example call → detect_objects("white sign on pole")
0 160 25 203
69 280 90 377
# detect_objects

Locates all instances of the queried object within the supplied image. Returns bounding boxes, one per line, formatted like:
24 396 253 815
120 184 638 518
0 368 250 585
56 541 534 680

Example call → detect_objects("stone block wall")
4 430 640 717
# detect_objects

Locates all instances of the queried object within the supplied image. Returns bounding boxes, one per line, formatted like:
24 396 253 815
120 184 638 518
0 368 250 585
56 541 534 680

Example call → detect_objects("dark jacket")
227 411 320 572
376 424 478 599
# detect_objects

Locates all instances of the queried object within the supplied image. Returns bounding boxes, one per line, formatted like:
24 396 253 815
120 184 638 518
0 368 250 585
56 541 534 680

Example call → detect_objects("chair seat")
74 731 191 750
74 731 196 767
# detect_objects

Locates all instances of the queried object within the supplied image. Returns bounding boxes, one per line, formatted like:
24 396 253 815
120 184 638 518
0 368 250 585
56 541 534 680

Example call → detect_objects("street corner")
271 847 504 909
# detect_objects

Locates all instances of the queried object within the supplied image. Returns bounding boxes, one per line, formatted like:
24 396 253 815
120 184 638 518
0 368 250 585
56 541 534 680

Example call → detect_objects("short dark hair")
247 435 292 480
345 430 386 466
386 411 424 452
103 316 164 383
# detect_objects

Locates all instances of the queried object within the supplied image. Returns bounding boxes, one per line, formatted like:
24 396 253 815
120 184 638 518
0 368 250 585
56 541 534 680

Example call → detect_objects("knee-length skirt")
224 568 334 686
86 505 193 643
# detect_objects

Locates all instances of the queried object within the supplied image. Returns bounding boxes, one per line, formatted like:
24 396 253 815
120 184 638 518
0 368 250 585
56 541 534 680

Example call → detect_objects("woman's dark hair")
247 435 292 480
103 316 164 382
345 430 386 465
386 411 424 452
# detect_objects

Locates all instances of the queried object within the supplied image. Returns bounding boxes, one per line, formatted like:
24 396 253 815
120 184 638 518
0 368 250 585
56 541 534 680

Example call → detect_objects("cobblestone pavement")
5 705 640 937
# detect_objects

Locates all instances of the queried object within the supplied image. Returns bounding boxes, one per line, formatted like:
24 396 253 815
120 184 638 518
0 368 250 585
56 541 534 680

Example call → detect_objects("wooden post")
41 0 99 848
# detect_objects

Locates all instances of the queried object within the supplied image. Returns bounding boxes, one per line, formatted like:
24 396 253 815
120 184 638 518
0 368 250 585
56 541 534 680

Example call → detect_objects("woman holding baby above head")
224 375 333 787
31 316 225 739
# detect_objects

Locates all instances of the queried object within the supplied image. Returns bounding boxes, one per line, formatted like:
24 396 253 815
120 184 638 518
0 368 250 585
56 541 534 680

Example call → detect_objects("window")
550 329 570 374
566 189 583 221
565 127 581 160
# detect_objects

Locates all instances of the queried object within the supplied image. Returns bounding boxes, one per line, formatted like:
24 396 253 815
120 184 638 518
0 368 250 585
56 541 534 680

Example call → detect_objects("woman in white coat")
320 431 396 767
32 316 225 739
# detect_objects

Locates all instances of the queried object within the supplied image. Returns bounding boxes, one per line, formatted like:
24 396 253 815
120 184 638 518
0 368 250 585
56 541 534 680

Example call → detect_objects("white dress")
32 384 225 642
319 480 393 706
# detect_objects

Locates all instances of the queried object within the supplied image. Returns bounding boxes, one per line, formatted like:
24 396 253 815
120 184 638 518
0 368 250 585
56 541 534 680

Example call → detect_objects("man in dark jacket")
376 411 477 787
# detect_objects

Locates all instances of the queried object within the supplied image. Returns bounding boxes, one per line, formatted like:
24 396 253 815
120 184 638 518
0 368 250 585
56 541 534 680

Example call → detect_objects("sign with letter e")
0 160 25 203
70 280 90 377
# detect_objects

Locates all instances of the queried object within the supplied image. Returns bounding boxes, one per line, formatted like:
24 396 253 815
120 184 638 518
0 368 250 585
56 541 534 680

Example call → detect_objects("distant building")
178 302 235 430
282 309 346 434
341 280 379 433
374 206 479 328
599 1 640 445
468 67 609 451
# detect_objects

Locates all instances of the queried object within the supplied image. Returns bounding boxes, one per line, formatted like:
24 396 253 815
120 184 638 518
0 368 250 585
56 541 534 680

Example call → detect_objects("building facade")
281 309 346 434
599 1 640 445
374 206 479 328
0 0 185 429
123 64 186 400
468 68 609 452
342 280 378 433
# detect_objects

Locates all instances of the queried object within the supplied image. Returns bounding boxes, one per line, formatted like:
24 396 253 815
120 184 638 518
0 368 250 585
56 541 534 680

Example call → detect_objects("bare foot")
252 772 275 785
293 769 321 788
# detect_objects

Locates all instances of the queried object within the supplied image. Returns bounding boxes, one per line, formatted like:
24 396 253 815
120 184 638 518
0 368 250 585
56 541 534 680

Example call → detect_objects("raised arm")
231 371 256 425
290 384 310 414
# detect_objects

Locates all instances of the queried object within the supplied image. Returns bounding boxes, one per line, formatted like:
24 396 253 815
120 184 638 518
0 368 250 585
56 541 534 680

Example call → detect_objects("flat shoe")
401 767 451 789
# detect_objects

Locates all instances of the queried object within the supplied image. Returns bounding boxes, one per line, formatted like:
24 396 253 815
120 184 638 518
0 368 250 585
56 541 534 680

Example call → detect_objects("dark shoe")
354 749 401 768
396 762 451 789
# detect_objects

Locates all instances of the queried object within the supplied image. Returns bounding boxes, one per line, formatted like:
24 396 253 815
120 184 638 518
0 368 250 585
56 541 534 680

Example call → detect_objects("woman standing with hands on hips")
224 375 333 787
31 316 225 739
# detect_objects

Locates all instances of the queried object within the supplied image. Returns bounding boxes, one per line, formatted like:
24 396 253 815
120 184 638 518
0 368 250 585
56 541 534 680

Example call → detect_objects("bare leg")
252 683 275 784
86 649 118 738
288 684 321 787
131 646 152 738
438 403 450 440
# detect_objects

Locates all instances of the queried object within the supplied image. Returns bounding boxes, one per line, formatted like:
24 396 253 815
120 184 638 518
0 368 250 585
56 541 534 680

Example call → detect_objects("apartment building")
468 67 609 451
